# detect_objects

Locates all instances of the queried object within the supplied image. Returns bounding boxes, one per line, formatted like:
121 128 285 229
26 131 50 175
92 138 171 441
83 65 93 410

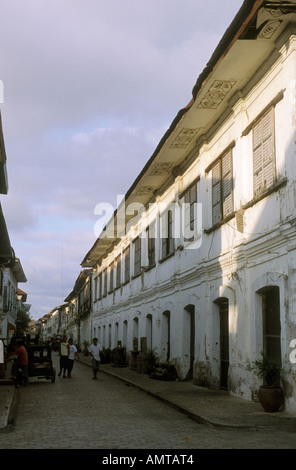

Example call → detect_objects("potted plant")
111 346 126 367
146 348 159 375
250 352 284 412
100 347 111 364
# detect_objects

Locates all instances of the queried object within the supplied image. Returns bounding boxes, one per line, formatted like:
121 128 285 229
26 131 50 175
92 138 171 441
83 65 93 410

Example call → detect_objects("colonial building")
78 0 296 412
1 257 27 340
0 109 28 342
39 308 60 342
0 109 12 341
64 269 92 347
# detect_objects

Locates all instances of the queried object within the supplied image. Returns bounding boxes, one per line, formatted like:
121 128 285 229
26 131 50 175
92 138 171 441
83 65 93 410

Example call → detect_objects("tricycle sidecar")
27 344 56 383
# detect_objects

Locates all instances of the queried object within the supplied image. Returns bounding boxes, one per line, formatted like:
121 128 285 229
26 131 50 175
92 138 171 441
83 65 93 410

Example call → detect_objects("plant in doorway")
82 340 90 356
249 352 284 412
145 348 159 375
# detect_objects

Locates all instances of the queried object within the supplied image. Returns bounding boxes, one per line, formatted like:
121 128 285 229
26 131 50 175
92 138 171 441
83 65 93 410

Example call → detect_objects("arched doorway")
184 304 195 380
133 317 139 350
162 311 170 362
123 320 128 349
214 297 229 390
146 314 152 351
257 286 281 384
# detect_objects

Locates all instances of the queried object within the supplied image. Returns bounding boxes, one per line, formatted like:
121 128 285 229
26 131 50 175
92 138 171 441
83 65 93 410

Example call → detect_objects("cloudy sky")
0 0 242 320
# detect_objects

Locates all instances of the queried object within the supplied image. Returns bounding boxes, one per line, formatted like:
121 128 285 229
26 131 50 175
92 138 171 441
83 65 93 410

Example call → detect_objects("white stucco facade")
79 5 296 413
0 258 27 342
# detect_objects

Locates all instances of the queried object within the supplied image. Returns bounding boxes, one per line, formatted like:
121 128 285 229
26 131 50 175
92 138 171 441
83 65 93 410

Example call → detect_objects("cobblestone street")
0 354 296 450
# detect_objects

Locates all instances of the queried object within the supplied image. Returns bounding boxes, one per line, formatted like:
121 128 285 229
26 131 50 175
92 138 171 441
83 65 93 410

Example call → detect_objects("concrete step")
0 377 14 386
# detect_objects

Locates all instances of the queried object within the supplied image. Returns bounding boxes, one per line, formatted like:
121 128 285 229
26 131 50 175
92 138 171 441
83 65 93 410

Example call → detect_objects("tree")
16 309 31 335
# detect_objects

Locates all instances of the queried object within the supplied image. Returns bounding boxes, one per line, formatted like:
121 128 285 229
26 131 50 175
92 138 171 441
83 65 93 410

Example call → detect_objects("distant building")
40 309 60 342
64 269 92 348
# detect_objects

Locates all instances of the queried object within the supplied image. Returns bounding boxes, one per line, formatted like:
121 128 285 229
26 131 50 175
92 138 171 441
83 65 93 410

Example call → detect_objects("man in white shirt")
67 338 79 378
58 335 69 378
88 338 102 379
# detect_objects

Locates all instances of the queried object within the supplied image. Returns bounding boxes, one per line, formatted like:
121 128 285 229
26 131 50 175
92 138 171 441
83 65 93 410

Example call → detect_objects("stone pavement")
1 355 296 433
0 385 14 429
79 356 296 432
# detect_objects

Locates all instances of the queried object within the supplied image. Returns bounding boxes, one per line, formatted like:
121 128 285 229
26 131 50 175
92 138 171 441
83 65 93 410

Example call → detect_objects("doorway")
146 314 152 351
184 305 195 380
162 311 170 361
262 286 281 384
219 299 229 390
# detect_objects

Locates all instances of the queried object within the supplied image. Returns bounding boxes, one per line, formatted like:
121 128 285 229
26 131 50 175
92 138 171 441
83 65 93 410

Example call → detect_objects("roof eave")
81 0 267 268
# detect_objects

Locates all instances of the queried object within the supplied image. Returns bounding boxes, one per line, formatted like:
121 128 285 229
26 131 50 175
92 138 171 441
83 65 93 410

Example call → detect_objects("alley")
0 354 296 450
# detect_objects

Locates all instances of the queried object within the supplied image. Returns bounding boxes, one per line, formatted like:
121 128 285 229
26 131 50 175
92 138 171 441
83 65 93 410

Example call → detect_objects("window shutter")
109 262 114 292
134 237 141 276
103 269 107 296
161 212 168 258
253 119 263 196
168 210 174 254
253 107 274 196
94 276 98 300
262 108 274 188
253 146 263 196
116 256 121 288
3 285 7 311
184 184 197 240
222 149 233 218
124 247 130 283
189 185 197 231
212 160 221 225
99 273 102 299
183 190 190 240
148 223 155 266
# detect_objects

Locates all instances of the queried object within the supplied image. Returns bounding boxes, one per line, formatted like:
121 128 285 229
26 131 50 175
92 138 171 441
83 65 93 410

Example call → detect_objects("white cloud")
0 0 243 319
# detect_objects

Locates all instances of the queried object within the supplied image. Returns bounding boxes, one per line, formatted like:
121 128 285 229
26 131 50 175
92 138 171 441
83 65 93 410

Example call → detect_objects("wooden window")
116 255 121 288
147 223 155 267
103 268 107 296
3 285 7 311
94 275 98 301
0 269 3 297
161 209 174 259
124 246 130 283
212 148 233 225
184 183 197 240
133 237 141 276
261 286 281 385
109 262 114 292
219 300 229 390
253 107 275 197
98 272 102 299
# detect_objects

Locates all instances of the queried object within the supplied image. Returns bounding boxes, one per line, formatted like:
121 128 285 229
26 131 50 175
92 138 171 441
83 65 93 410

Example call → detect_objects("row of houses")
0 112 29 348
38 1 296 414
37 269 92 350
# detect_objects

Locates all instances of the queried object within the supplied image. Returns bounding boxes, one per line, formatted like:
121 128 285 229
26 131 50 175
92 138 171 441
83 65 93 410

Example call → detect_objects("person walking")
9 340 29 386
58 335 69 378
88 338 102 379
67 338 79 377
